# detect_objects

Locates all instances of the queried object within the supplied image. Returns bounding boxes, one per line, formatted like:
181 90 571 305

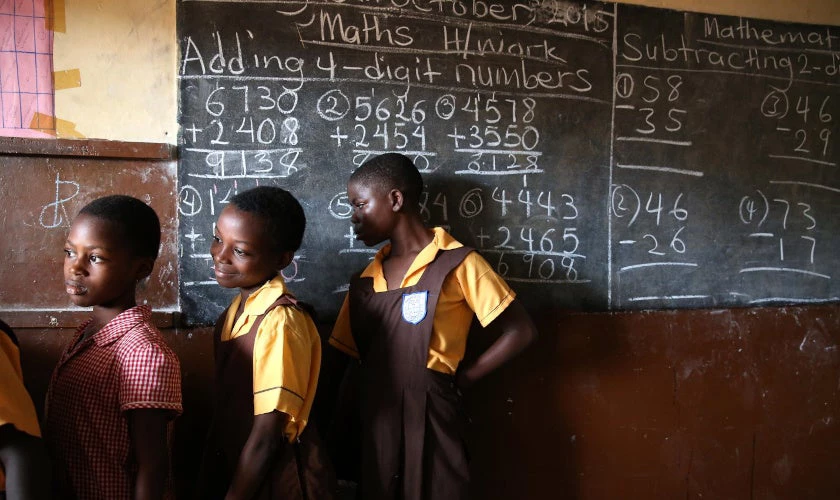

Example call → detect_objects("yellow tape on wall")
46 0 66 33
53 69 81 90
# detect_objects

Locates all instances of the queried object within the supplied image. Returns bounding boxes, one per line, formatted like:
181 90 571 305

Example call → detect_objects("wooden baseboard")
0 309 178 329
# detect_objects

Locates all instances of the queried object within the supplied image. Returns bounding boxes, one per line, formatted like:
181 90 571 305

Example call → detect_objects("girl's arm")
128 409 170 500
456 299 538 390
0 424 51 500
311 344 350 431
225 410 289 500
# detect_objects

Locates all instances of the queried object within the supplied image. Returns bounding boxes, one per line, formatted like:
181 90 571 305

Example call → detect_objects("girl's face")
64 214 148 310
210 205 282 293
347 180 398 247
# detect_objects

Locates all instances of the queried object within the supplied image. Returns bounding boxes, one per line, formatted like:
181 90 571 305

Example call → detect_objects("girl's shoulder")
114 319 179 362
261 301 319 342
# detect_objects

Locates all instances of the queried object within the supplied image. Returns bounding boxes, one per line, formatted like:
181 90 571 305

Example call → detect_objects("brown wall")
17 303 840 499
0 138 179 317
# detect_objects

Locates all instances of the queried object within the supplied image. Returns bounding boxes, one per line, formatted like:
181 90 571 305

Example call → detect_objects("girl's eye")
211 235 222 243
63 249 74 258
89 255 102 264
233 248 245 256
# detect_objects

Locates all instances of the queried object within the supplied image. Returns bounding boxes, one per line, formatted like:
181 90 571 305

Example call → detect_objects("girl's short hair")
350 153 423 203
229 186 306 254
79 195 161 259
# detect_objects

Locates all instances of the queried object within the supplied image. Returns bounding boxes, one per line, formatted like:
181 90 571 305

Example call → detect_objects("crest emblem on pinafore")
401 291 428 324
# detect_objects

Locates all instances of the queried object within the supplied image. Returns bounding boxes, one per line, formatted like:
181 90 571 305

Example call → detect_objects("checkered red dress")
44 306 182 500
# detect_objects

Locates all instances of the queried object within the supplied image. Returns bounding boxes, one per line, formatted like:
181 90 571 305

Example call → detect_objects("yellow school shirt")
329 227 515 374
221 275 321 442
0 330 41 491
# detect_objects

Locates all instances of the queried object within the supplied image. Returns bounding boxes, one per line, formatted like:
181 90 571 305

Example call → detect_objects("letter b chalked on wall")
39 173 80 229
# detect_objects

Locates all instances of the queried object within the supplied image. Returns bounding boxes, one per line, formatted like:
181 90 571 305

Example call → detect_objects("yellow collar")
361 227 463 289
224 275 291 336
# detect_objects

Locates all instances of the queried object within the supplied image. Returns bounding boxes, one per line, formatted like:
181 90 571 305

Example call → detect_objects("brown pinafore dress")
349 246 473 500
202 295 336 500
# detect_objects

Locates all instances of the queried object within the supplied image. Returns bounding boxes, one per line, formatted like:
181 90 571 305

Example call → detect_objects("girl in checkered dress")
44 196 183 500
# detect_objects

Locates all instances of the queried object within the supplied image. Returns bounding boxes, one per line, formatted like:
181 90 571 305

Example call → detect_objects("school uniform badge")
401 291 428 324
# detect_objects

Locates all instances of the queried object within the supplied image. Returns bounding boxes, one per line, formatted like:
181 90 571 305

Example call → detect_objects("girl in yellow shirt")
197 186 335 500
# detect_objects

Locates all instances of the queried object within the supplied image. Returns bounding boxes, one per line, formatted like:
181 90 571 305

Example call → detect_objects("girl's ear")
277 250 295 272
389 188 404 212
134 257 154 282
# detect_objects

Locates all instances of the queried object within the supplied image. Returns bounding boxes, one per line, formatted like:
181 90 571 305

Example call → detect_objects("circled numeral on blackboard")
178 185 203 217
761 87 789 119
458 188 484 218
435 94 457 120
328 192 352 220
316 89 350 121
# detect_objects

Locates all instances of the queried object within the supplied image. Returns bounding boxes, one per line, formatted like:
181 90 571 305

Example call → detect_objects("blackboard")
177 0 840 325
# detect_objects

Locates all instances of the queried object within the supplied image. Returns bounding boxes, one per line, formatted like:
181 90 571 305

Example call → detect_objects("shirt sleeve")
328 294 360 358
455 251 516 327
119 340 183 415
0 334 41 438
252 307 316 418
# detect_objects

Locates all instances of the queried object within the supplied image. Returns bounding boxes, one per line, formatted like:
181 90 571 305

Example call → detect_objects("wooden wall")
16 303 840 499
0 138 178 324
466 305 840 499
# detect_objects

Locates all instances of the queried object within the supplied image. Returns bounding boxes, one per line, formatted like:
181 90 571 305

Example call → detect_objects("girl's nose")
67 257 86 275
214 244 232 263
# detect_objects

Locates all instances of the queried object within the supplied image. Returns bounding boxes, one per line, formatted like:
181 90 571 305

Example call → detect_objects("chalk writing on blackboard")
177 0 615 323
612 3 838 308
177 1 839 324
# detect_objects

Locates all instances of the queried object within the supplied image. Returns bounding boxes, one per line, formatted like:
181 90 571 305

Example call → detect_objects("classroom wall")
51 0 177 142
8 1 839 499
16 304 840 499
47 0 839 144
612 0 840 25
